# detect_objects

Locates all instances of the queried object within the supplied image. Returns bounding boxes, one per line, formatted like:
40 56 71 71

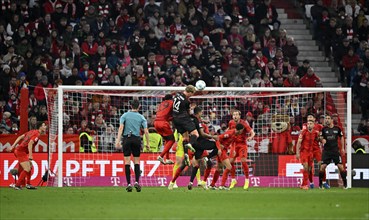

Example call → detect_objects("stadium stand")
0 0 367 136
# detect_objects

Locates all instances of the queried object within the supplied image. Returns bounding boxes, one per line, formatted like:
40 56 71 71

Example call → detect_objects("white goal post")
49 86 351 188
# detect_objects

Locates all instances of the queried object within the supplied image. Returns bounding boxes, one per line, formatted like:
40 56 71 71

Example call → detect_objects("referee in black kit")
115 99 150 192
319 113 347 189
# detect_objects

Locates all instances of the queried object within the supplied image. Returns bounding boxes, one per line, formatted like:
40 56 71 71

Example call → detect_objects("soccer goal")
44 86 352 188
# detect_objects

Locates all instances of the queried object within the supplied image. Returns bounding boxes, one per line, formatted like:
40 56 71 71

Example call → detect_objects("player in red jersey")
6 122 47 190
202 129 233 190
199 121 233 189
296 120 320 190
227 110 255 189
302 113 325 188
221 122 255 190
154 94 175 165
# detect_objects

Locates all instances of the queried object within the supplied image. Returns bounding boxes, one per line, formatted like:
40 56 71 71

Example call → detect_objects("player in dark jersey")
172 85 199 165
319 114 347 189
168 106 219 190
186 106 220 190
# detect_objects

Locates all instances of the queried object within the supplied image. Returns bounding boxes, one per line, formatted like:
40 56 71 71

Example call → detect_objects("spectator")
357 80 369 119
34 75 52 105
300 67 321 87
255 0 280 31
81 34 98 58
357 119 369 135
28 115 37 131
282 37 299 66
342 47 360 86
296 59 310 78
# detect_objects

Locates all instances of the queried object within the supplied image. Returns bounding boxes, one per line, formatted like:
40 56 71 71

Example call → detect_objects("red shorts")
154 121 173 137
312 150 322 162
14 149 29 163
217 149 228 162
300 151 313 164
230 144 247 159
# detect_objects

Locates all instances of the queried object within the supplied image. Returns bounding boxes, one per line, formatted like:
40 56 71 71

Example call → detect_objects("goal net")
44 86 352 188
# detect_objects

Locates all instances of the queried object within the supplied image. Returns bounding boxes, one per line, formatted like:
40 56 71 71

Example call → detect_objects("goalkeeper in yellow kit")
169 130 201 188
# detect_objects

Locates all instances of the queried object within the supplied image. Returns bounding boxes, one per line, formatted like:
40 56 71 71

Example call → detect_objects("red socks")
230 163 236 178
221 169 230 186
302 170 309 186
160 139 175 158
203 167 211 182
16 170 29 187
210 170 220 186
241 162 249 179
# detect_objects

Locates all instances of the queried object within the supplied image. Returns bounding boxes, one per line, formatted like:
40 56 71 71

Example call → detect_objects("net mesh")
44 87 349 188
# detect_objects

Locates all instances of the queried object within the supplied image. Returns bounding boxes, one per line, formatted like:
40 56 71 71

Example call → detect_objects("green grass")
1 187 368 220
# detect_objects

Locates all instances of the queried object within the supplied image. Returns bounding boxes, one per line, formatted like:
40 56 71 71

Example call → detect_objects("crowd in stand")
0 0 368 137
305 0 369 121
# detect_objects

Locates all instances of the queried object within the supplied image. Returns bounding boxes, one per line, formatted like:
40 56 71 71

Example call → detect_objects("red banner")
0 134 80 153
0 153 174 187
1 134 368 153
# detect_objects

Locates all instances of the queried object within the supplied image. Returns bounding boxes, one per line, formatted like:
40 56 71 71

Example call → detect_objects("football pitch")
1 187 368 220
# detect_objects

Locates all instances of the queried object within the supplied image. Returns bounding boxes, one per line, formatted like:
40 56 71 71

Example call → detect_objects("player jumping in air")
172 85 198 165
155 94 175 165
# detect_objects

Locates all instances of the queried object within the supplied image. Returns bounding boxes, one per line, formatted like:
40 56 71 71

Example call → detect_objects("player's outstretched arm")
6 134 25 152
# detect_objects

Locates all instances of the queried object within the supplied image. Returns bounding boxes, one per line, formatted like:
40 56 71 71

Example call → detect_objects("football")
195 80 206 91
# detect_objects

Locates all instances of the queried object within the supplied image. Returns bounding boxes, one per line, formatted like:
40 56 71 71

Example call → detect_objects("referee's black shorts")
173 117 196 134
322 151 342 165
122 136 141 157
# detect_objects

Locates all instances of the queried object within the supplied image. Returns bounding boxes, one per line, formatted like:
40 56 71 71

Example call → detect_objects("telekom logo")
250 177 260 187
157 177 167 186
110 177 120 186
63 177 73 186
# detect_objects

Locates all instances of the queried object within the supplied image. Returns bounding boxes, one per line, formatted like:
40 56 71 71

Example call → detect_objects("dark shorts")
173 117 196 135
322 151 342 165
194 139 217 160
122 136 141 157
